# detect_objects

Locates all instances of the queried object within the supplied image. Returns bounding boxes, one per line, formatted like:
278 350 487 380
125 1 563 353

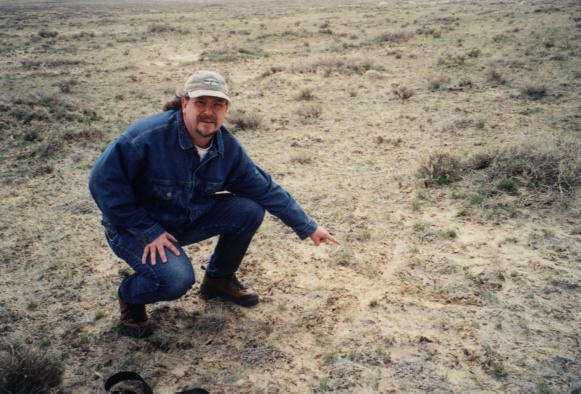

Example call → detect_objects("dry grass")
419 137 581 205
0 339 64 394
227 109 262 131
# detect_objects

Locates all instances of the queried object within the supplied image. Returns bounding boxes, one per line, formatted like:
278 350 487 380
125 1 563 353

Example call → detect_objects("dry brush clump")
226 109 262 132
289 56 383 75
21 58 83 70
373 31 414 44
418 137 581 205
417 152 463 186
199 46 265 62
146 24 189 34
0 94 101 183
0 339 64 394
295 103 323 122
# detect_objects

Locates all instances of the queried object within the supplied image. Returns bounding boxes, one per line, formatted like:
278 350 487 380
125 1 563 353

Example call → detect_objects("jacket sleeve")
88 136 166 243
227 149 318 240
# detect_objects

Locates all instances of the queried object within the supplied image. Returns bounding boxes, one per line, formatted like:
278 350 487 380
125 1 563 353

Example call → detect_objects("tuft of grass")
487 69 506 85
374 31 414 44
497 178 517 194
290 56 383 75
200 46 264 62
417 153 463 186
418 138 581 205
295 103 322 121
428 75 451 91
295 87 315 101
226 109 262 131
521 85 547 100
393 86 414 100
146 24 188 34
323 350 338 364
0 340 64 394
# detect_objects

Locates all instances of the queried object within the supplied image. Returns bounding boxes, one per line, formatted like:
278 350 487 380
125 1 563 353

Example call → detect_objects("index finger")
326 234 341 245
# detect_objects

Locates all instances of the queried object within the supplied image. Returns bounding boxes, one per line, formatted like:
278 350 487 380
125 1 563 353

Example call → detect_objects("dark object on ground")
105 371 209 394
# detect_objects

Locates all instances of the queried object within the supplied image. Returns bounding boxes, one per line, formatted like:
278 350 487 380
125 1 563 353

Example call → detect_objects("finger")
159 244 168 263
142 246 149 264
150 246 157 265
312 237 321 246
327 234 341 245
167 242 180 257
167 233 178 243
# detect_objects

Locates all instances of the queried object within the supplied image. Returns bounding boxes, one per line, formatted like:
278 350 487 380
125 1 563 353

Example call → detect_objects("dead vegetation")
0 339 64 394
418 137 581 206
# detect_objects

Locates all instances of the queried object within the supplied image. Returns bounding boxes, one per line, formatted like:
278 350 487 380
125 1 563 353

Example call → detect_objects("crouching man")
89 70 339 338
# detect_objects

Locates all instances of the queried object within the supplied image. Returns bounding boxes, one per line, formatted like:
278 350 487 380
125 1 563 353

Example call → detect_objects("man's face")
181 95 228 143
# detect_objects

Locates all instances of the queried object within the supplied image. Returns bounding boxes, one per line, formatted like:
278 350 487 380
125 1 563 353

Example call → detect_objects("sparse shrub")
437 52 466 67
393 86 414 100
291 56 382 75
295 87 315 101
492 34 506 42
0 340 64 394
416 26 436 35
296 103 322 121
466 48 481 57
200 46 264 62
463 138 579 206
38 31 58 38
146 24 186 34
497 178 517 194
374 31 413 43
21 58 82 70
486 69 506 85
227 109 262 131
417 153 463 186
428 75 451 91
260 66 283 78
521 85 547 100
55 78 78 93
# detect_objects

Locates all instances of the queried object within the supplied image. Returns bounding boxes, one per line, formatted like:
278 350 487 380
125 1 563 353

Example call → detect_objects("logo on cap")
203 78 221 87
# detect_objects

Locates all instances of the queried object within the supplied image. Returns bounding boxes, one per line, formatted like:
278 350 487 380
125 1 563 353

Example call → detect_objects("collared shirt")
89 109 317 243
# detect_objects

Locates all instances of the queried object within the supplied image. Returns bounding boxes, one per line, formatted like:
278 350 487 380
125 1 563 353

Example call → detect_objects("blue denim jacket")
89 109 317 243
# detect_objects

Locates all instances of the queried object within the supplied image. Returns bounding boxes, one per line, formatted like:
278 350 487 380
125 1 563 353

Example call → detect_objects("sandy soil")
1 0 580 392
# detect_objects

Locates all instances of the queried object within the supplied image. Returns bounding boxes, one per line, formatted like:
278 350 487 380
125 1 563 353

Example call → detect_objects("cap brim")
187 90 231 103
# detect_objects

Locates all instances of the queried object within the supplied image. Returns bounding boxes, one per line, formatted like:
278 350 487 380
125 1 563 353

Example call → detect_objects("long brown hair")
162 91 187 111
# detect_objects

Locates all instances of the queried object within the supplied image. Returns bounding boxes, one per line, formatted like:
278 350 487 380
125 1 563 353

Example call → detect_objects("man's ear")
181 97 188 111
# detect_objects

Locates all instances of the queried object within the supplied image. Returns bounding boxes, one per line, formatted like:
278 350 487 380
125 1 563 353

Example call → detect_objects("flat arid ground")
1 0 580 392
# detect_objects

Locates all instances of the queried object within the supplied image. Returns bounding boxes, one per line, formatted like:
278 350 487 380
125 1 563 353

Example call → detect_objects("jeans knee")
163 270 195 301
243 199 265 226
158 257 195 301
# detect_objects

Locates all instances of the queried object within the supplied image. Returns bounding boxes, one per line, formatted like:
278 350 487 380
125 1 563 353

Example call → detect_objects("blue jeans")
105 195 265 305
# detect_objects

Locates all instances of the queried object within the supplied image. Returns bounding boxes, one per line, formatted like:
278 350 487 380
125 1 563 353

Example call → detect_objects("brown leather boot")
200 274 259 307
118 292 153 338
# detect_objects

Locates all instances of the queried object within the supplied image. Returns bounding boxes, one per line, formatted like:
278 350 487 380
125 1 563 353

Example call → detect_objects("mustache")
197 116 216 123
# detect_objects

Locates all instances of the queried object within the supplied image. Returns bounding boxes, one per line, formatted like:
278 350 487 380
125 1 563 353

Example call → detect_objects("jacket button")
166 192 172 198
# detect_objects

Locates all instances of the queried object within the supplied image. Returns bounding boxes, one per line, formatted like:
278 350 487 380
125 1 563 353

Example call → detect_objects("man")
89 70 339 338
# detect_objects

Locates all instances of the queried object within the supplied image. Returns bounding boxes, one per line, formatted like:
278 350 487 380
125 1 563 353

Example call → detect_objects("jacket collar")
177 109 224 157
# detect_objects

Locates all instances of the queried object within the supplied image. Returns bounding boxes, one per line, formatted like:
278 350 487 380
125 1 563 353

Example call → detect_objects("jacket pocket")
203 181 223 195
151 183 184 202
